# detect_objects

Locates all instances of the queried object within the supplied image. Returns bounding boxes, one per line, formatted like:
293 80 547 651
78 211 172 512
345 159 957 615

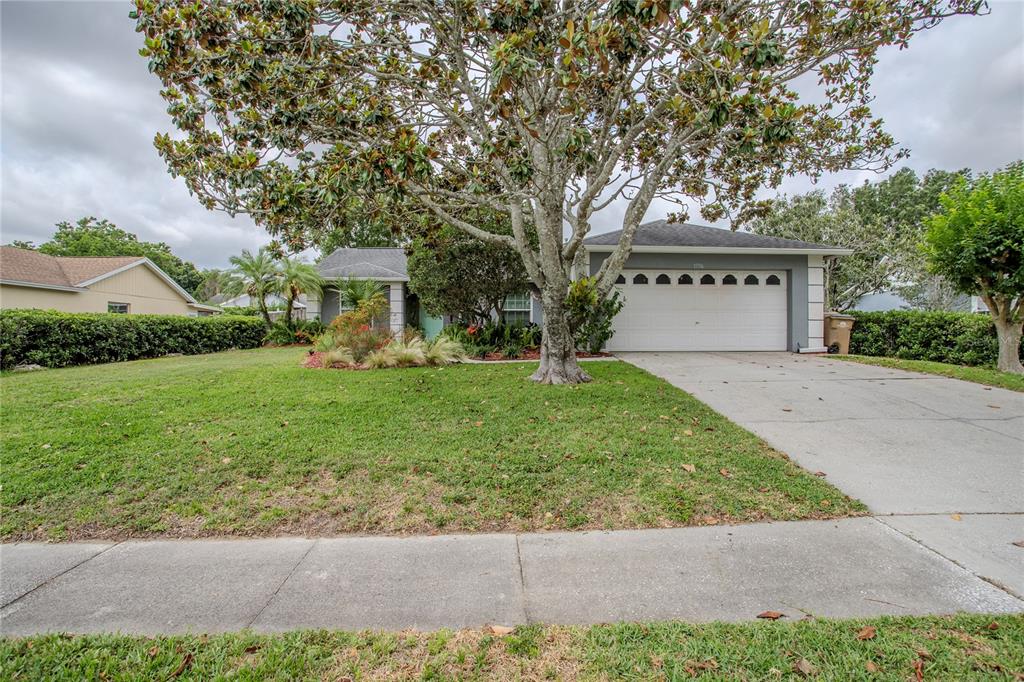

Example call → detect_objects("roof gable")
583 220 845 252
0 247 198 302
318 248 409 280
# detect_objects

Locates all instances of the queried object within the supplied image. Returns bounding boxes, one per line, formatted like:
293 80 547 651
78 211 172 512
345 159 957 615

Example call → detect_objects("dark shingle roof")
317 248 409 281
583 220 839 251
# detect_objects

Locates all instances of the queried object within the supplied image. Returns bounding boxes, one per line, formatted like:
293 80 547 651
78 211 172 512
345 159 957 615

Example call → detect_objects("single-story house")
211 292 309 321
311 220 852 352
0 246 221 316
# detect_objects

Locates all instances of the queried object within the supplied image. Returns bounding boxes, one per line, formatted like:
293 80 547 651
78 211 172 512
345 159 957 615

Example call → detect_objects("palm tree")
336 277 386 309
229 248 278 327
277 257 324 326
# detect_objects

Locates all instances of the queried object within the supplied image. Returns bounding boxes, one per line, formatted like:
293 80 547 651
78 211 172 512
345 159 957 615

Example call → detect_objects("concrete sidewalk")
2 517 1021 636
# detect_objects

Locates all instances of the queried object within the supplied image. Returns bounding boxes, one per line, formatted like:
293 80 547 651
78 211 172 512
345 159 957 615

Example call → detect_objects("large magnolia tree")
135 0 983 383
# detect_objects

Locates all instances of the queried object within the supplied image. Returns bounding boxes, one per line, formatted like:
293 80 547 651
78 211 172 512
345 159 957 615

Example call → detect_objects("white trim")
0 279 88 293
584 245 855 256
76 258 199 304
799 346 829 354
189 303 223 312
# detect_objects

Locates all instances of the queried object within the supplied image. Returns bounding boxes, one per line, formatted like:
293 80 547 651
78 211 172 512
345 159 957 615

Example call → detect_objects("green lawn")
2 615 1021 680
837 355 1024 392
1 348 862 541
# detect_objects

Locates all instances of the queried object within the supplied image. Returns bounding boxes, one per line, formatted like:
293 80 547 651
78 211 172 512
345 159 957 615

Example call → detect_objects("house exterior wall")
0 266 196 316
588 251 814 351
316 283 406 331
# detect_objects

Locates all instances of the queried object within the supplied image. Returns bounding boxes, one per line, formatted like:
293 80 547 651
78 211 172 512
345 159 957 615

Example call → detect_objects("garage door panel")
607 270 787 352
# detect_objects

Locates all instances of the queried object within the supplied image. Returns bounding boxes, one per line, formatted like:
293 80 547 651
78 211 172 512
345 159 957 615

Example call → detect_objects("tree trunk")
531 291 591 385
257 296 273 328
993 317 1024 374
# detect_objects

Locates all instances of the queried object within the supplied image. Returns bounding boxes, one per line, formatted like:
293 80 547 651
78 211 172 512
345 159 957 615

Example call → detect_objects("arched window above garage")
766 274 781 285
700 274 715 285
632 273 648 284
722 274 737 285
744 274 759 285
655 274 671 284
678 274 693 285
615 274 626 284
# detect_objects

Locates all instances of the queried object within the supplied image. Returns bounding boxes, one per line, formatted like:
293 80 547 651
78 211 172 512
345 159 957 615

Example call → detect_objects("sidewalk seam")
514 534 531 625
246 538 319 628
0 541 122 611
872 517 1024 603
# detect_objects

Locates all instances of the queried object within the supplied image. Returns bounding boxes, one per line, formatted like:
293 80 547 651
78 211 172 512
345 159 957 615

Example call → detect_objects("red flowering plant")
313 293 392 363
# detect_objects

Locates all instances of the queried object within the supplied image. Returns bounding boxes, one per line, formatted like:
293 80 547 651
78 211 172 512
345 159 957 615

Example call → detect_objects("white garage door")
606 270 788 351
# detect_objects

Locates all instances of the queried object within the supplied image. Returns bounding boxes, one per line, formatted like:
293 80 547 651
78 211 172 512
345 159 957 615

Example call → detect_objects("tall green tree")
29 217 204 295
229 248 279 327
408 219 530 324
136 0 984 383
195 268 241 303
923 162 1024 374
276 257 324 326
751 168 968 311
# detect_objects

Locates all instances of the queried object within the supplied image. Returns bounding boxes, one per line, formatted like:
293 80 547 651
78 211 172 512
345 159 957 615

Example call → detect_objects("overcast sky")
2 1 1022 269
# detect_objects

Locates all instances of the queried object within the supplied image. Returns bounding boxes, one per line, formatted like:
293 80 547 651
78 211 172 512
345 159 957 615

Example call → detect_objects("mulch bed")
477 349 612 361
302 349 611 369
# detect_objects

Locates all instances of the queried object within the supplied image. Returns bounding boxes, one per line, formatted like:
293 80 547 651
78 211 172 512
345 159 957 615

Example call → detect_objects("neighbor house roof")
318 247 409 281
0 246 207 305
583 220 853 255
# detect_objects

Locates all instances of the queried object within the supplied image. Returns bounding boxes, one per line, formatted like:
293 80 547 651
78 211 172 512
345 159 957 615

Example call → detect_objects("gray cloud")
2 1 1021 266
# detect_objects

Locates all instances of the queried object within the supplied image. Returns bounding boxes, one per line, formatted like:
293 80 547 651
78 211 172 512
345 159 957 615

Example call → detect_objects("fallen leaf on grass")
757 610 786 620
719 468 731 478
243 645 260 654
865 660 878 673
169 653 194 679
681 463 696 473
913 658 924 682
856 625 877 640
488 625 515 636
820 499 831 507
147 645 159 658
794 658 817 676
987 621 1000 631
813 471 827 477
683 429 693 437
683 659 718 675
474 421 483 427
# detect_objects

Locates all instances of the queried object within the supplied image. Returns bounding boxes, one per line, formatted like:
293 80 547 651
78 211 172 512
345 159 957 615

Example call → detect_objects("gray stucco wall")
588 251 811 351
318 284 406 328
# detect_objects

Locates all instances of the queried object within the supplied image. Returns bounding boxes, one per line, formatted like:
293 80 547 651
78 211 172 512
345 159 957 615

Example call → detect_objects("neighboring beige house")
0 246 220 316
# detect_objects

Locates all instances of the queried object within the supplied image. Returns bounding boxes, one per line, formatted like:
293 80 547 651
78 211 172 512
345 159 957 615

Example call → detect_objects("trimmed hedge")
848 310 1022 367
0 309 266 370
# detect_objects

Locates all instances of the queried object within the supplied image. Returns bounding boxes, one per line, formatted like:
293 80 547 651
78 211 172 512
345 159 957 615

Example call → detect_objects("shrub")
319 330 464 369
441 321 541 358
263 319 326 346
567 277 624 353
848 310 1022 367
0 309 266 370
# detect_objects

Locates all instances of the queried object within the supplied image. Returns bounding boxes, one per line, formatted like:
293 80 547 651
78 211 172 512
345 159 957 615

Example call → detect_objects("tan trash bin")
823 313 856 354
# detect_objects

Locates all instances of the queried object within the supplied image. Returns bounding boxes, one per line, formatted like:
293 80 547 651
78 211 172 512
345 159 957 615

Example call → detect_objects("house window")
700 274 715 285
655 274 671 285
503 292 532 325
632 273 648 284
107 302 129 314
722 274 738 285
615 274 626 284
744 274 759 285
678 274 693 285
766 275 781 286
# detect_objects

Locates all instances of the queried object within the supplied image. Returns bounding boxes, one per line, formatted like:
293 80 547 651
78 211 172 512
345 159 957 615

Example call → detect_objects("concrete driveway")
619 352 1024 597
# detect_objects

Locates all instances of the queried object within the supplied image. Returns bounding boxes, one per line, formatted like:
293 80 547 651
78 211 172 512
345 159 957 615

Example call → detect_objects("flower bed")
476 349 612 361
